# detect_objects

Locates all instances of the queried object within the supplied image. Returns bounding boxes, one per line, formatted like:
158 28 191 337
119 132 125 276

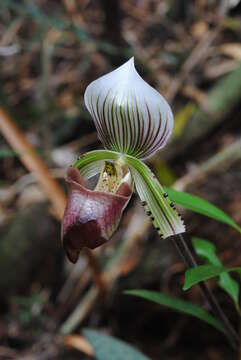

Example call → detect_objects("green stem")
172 234 239 350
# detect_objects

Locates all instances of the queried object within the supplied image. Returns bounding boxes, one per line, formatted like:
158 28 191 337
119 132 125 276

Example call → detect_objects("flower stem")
172 234 240 349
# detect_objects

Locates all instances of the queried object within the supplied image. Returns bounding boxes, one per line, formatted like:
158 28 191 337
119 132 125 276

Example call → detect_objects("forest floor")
0 1 241 359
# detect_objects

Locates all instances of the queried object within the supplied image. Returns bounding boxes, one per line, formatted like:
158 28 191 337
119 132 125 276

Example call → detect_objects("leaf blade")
83 329 150 360
165 187 241 234
125 289 225 334
184 264 241 290
192 237 239 304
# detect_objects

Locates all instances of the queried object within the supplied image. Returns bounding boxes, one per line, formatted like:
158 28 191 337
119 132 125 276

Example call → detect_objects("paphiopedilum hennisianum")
61 57 185 263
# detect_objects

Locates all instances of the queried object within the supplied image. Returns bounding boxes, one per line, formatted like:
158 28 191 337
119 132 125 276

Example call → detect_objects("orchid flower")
61 57 185 263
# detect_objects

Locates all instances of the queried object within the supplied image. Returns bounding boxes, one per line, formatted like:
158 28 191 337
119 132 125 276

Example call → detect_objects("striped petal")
125 154 185 238
78 159 104 180
84 57 173 159
74 150 120 177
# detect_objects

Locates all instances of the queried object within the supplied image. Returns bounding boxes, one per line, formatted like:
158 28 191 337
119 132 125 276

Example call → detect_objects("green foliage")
184 265 241 291
125 290 224 334
205 62 241 115
12 291 47 327
83 329 150 360
173 102 196 138
192 237 239 304
165 187 241 233
1 0 122 55
0 149 17 158
152 157 176 186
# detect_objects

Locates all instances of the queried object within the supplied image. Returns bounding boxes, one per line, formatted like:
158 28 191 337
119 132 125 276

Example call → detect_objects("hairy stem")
172 234 239 349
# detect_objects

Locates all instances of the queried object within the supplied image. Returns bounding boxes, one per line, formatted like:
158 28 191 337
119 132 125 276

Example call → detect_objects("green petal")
78 160 104 180
73 150 120 179
125 154 185 238
73 150 185 238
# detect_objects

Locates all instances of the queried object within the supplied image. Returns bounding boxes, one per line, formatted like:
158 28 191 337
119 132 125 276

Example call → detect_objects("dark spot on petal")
63 220 106 264
163 193 168 198
146 211 152 216
62 166 132 264
117 182 132 197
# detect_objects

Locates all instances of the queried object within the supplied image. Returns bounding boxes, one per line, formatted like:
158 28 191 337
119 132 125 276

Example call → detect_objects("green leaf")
83 329 150 360
165 187 241 234
125 155 185 239
0 149 17 158
219 273 240 305
125 290 225 334
184 265 241 291
192 237 239 304
1 0 121 55
152 157 176 186
173 102 196 138
192 237 218 264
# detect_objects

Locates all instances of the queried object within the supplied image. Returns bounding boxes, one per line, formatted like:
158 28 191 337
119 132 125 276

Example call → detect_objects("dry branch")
0 107 66 219
0 107 105 302
60 205 150 334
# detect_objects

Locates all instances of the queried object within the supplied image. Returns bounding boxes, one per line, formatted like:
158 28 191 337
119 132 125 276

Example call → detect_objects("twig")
56 258 89 305
166 29 218 103
162 62 241 161
174 138 241 191
165 4 231 103
0 107 104 294
172 234 240 349
0 44 20 56
64 335 94 356
60 287 98 334
58 136 241 334
0 107 66 219
59 205 150 333
83 248 106 294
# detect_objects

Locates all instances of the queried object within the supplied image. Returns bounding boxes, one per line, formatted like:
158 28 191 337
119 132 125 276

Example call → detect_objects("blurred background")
0 0 241 359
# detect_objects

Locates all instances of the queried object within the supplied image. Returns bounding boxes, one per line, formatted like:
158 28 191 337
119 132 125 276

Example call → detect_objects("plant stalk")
172 234 240 349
